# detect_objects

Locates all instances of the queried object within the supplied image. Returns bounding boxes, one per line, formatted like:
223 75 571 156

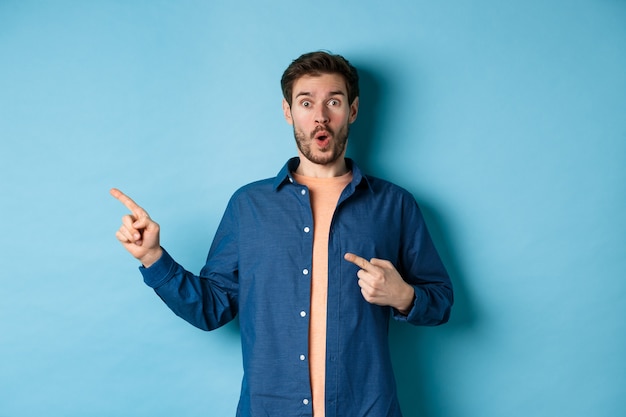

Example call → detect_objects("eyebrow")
295 90 346 99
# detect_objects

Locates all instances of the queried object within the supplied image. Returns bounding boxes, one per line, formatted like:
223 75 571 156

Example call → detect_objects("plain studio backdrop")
1 1 624 416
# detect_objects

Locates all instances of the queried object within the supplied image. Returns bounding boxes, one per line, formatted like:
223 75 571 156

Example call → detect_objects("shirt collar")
273 157 372 192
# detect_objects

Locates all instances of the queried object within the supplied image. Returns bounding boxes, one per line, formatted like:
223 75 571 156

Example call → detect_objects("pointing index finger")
344 252 372 271
110 188 148 218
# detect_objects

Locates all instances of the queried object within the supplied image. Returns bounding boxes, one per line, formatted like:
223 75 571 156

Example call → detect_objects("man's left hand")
344 253 416 315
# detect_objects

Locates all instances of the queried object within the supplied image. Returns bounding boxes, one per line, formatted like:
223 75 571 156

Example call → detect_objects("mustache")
311 125 334 138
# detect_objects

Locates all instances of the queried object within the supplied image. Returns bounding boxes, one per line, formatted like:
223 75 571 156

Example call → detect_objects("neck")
295 153 349 178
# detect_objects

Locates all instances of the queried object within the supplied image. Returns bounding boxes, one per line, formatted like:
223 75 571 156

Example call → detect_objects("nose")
315 107 329 124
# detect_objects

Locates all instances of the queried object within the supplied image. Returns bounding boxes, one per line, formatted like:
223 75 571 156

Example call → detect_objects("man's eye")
328 99 339 106
301 101 311 107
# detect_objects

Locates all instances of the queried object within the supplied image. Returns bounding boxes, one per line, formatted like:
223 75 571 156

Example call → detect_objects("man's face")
283 73 359 167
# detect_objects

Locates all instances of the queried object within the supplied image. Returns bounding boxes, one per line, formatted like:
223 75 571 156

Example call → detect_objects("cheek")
291 113 311 128
332 108 352 123
335 115 351 128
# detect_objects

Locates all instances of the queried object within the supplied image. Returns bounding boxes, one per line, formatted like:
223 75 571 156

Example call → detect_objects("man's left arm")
343 198 453 325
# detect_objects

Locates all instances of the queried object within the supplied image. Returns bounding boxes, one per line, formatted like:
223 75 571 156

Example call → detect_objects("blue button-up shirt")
140 158 453 417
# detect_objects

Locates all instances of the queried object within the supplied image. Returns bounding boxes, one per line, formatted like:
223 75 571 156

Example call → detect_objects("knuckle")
115 230 128 243
371 270 384 281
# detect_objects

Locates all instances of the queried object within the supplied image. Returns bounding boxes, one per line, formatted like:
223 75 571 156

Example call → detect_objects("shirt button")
301 189 306 195
300 354 306 361
303 226 310 233
300 311 306 317
302 269 309 275
303 399 309 405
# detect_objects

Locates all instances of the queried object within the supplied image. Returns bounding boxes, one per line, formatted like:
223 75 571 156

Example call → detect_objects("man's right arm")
140 248 239 331
110 188 238 331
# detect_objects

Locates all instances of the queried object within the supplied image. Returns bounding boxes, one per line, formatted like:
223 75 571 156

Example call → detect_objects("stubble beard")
293 124 350 166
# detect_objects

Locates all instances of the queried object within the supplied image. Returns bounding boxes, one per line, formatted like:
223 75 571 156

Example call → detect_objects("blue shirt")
140 158 453 417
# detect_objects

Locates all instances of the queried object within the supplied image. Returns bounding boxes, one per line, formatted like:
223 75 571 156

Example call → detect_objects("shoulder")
360 175 425 220
228 158 294 200
228 177 275 203
216 178 277 222
364 175 416 201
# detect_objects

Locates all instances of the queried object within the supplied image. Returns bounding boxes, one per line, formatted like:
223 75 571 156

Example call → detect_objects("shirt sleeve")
392 196 453 326
138 198 240 331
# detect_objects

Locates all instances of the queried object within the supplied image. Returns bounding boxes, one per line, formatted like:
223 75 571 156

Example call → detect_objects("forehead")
292 73 348 98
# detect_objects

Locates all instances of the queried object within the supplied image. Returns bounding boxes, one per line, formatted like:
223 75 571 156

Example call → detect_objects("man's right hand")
110 188 163 267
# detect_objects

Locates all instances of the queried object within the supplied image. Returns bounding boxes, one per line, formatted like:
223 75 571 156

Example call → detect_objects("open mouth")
314 130 331 147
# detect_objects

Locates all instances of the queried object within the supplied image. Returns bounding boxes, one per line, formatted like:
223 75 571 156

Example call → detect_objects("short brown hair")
281 51 359 106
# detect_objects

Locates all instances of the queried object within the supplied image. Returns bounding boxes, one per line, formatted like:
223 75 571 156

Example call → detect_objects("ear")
282 99 293 125
348 97 359 124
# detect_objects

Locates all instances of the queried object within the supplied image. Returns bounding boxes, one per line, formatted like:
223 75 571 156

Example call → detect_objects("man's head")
281 52 360 171
281 51 359 107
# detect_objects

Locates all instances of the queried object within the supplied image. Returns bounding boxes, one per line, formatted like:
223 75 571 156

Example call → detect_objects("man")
112 51 453 417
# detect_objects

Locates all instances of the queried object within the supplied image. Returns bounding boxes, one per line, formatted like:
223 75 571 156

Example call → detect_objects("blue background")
1 1 625 416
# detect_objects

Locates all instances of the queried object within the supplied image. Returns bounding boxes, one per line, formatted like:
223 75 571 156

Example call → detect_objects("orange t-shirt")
292 171 353 417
